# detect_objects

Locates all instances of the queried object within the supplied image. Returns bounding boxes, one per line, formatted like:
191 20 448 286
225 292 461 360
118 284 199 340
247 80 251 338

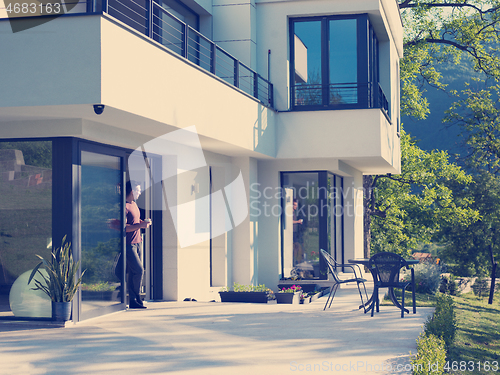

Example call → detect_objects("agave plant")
28 236 85 302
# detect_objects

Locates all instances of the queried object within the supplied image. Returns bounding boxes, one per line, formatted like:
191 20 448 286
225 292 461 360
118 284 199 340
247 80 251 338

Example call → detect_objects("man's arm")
125 221 151 232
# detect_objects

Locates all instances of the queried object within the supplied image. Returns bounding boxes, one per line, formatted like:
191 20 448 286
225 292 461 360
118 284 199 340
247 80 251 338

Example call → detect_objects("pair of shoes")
129 300 147 309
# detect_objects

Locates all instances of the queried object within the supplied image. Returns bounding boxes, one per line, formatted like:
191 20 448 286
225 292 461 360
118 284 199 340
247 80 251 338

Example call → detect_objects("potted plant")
219 282 274 303
28 236 85 321
276 285 302 304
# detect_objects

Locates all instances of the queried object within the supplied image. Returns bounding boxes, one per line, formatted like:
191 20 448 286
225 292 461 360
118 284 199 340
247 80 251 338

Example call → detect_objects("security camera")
93 104 105 115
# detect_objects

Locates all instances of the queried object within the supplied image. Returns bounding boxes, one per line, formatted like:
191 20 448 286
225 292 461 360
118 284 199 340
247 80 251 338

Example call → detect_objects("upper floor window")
290 14 385 113
157 0 199 31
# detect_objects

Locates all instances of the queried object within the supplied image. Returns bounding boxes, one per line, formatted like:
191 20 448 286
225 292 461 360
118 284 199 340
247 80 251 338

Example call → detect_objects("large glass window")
0 141 52 319
291 14 381 111
281 171 343 280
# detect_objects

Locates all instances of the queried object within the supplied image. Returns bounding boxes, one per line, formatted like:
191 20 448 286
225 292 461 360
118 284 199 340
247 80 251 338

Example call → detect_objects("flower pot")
300 296 311 304
276 292 301 304
219 291 270 303
310 289 326 302
52 301 71 321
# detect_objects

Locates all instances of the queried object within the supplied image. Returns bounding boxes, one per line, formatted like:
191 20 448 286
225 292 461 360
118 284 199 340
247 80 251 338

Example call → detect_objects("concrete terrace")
0 283 433 375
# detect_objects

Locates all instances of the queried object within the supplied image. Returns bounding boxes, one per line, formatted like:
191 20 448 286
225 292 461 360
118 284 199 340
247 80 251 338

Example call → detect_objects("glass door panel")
282 172 320 279
80 151 122 320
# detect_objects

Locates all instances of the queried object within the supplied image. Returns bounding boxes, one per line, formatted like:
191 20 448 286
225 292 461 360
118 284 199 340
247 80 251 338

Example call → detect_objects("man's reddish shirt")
126 201 142 244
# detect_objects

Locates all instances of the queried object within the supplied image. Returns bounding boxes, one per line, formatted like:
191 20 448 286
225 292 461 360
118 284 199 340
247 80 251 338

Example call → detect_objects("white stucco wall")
0 16 277 159
0 17 101 107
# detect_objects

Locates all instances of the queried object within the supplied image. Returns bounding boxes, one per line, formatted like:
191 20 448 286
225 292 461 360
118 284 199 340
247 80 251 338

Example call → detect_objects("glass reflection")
293 20 322 106
329 19 358 104
282 173 320 279
0 141 52 318
80 151 122 319
282 172 343 280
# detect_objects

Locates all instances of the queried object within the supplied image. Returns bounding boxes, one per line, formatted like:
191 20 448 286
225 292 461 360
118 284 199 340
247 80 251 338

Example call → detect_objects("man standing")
124 180 151 309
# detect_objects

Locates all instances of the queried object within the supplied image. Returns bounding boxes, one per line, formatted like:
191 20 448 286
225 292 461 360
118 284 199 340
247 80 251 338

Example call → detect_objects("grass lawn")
384 289 500 374
447 292 500 375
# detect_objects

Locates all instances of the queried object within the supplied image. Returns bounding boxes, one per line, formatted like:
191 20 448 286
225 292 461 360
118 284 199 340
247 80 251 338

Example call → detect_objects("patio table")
348 258 419 314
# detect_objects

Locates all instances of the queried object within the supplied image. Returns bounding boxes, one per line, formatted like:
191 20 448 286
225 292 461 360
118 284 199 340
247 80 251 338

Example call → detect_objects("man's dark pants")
115 242 144 302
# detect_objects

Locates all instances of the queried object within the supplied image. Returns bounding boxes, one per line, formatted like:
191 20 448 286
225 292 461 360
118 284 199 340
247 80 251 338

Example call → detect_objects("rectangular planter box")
300 296 311 304
276 292 301 304
219 291 269 303
310 289 326 302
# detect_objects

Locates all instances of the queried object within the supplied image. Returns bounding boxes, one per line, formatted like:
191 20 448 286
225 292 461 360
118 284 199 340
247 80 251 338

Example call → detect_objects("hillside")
402 58 484 154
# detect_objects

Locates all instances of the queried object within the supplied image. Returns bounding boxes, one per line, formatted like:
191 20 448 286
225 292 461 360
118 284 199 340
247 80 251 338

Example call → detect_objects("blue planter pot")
219 291 270 303
52 301 71 321
276 292 301 304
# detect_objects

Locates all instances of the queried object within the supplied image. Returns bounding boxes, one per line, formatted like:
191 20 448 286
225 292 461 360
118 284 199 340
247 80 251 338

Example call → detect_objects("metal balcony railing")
101 0 274 107
1 0 273 108
292 82 390 119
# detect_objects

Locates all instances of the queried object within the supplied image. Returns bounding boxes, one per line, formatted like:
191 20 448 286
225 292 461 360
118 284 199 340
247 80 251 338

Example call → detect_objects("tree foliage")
440 170 500 276
366 1 500 265
444 81 500 174
400 0 500 120
368 131 478 258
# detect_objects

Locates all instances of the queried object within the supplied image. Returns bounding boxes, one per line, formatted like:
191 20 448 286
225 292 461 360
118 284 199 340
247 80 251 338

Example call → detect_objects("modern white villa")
0 0 402 322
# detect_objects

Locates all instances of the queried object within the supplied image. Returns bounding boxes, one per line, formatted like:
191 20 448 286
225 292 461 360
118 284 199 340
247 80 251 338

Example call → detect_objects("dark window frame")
289 14 382 112
280 170 344 280
0 137 163 322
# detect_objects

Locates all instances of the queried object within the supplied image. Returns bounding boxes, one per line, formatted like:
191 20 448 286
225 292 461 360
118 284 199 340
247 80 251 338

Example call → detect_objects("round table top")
348 258 420 266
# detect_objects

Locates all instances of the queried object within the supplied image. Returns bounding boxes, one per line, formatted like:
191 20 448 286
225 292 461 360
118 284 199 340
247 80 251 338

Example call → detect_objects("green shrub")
411 333 446 375
472 277 489 297
424 293 456 348
407 262 442 295
439 274 459 296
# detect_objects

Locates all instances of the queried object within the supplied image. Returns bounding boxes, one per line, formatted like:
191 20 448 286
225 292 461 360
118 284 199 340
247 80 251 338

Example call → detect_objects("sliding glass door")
281 171 343 280
80 150 124 320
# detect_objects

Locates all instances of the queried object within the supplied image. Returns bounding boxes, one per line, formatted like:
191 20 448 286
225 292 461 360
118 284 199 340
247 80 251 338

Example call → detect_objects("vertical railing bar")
211 43 216 75
182 23 188 59
253 72 259 100
269 84 273 107
234 60 239 88
102 0 108 13
146 0 153 38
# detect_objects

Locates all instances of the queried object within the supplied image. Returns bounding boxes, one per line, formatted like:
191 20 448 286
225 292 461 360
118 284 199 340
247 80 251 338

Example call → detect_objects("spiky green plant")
28 236 85 302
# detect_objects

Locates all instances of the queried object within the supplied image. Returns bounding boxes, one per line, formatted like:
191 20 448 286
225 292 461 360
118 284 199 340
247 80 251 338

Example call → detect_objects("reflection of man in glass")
293 199 306 264
118 181 152 309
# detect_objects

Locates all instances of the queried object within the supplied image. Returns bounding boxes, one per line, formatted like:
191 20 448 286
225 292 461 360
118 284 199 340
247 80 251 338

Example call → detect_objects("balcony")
292 82 390 121
1 0 273 108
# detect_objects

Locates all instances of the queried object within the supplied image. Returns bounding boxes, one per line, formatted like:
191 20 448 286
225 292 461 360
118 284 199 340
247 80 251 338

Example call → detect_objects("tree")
444 81 500 174
365 131 478 258
365 1 500 257
399 0 500 120
440 170 500 276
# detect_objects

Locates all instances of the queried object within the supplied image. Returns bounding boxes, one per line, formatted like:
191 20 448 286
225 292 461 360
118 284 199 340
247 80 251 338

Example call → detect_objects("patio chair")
368 252 416 318
320 249 369 312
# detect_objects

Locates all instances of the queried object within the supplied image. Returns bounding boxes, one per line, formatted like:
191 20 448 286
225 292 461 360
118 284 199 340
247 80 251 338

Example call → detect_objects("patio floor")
0 283 434 375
